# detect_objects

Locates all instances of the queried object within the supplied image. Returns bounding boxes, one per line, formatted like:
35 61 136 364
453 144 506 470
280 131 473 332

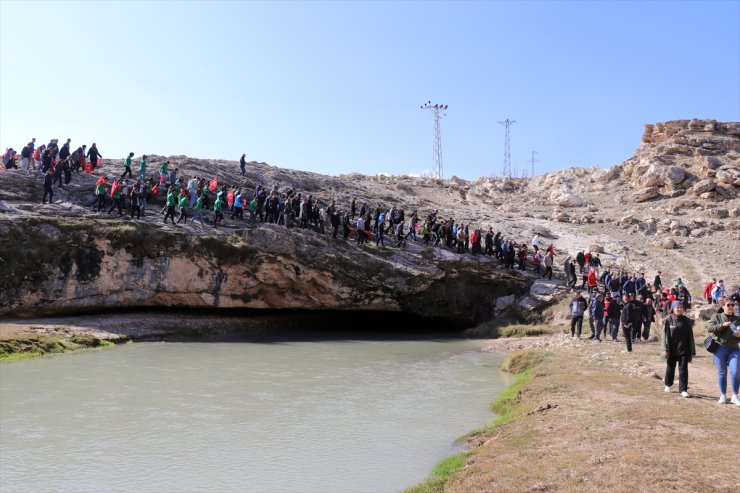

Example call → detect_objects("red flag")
151 184 159 196
227 190 235 207
209 177 218 192
95 176 106 187
110 181 120 198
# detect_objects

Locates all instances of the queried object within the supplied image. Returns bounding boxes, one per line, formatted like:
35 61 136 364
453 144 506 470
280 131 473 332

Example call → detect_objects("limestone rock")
638 164 686 188
633 187 660 203
716 166 740 187
549 189 585 207
692 179 716 195
708 209 729 219
656 237 676 249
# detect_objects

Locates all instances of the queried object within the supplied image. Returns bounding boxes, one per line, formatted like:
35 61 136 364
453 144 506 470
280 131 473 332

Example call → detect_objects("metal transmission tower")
498 119 516 177
529 151 539 178
420 101 448 179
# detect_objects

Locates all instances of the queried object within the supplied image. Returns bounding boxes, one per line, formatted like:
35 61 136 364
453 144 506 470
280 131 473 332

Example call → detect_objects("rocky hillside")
0 119 737 322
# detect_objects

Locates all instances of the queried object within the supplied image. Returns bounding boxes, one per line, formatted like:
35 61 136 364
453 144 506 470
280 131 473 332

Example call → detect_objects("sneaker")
621 349 631 353
664 386 671 393
731 395 740 407
595 339 602 343
718 395 727 404
681 391 690 398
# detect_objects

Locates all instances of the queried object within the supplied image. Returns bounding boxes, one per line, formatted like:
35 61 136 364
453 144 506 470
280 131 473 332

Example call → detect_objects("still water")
0 339 512 493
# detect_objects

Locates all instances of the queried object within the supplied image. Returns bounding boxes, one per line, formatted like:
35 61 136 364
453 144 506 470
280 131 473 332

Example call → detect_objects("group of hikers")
4 140 739 408
566 262 740 407
4 138 102 204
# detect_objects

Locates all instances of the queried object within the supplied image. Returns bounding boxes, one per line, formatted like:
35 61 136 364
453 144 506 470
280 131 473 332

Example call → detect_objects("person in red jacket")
587 267 598 290
704 278 716 304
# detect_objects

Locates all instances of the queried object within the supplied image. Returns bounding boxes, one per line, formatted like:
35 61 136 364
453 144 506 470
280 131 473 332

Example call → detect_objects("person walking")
176 192 189 224
121 152 134 179
107 179 123 215
662 303 695 398
190 194 205 226
543 253 553 280
569 291 588 338
620 294 635 353
239 154 246 176
163 188 177 224
86 143 102 171
706 299 740 405
41 170 54 204
130 188 141 220
591 293 605 342
213 195 225 227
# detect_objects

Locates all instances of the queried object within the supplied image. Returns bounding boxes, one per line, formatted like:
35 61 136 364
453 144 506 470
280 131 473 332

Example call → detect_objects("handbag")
703 335 720 354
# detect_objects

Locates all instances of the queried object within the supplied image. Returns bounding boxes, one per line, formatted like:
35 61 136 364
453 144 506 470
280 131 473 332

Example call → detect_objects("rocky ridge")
0 119 737 323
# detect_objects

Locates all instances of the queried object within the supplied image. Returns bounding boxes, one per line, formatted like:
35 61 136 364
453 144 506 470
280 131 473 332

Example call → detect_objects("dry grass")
440 333 740 493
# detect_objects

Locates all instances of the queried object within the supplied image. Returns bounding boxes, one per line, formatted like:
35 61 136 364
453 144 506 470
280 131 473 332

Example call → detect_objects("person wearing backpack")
570 291 588 338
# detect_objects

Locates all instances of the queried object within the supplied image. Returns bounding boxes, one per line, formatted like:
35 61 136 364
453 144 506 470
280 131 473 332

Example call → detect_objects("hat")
671 301 682 311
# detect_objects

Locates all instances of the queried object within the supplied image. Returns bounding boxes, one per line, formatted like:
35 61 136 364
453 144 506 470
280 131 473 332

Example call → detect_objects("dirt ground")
445 332 740 493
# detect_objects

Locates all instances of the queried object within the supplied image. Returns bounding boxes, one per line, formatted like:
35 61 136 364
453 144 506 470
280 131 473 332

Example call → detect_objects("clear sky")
1 0 738 179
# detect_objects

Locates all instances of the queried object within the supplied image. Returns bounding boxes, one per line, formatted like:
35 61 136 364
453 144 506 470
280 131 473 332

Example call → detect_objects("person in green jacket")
706 299 740 405
139 155 147 180
248 198 257 224
213 196 224 227
108 179 123 215
121 152 134 179
190 194 205 226
95 178 106 212
159 161 169 185
176 192 189 224
163 188 177 224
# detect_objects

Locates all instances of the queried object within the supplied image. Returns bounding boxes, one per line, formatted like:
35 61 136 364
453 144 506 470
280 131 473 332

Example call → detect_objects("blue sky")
1 0 738 179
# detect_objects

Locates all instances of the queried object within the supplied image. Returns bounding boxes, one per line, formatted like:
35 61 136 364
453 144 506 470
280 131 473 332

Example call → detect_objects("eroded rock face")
0 217 530 327
627 120 740 202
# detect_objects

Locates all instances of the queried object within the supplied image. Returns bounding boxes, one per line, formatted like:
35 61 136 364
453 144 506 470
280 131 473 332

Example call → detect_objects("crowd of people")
566 264 740 406
3 138 739 407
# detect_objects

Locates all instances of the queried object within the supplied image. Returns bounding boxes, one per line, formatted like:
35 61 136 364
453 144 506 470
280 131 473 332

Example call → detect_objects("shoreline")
0 311 474 361
407 331 740 492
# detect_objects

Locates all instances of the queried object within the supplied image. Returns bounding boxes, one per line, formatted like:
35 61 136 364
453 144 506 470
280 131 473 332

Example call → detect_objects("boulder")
588 245 605 253
692 179 716 195
656 237 676 249
638 164 686 187
716 166 740 187
633 187 660 203
708 209 729 219
550 189 585 207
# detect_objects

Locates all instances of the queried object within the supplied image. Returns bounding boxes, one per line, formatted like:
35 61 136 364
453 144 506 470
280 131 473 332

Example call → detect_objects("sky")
1 0 738 180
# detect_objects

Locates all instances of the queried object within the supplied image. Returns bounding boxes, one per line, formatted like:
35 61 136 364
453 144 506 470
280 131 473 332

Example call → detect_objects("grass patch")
498 324 557 338
498 349 545 374
402 451 473 493
0 334 116 362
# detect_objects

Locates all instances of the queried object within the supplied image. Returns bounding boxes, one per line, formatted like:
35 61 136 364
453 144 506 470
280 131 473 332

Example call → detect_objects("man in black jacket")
42 170 54 204
662 303 695 397
621 294 636 353
87 143 102 170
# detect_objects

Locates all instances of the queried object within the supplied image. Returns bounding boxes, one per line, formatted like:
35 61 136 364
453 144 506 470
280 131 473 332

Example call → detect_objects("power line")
421 101 448 179
529 150 539 178
498 119 515 178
